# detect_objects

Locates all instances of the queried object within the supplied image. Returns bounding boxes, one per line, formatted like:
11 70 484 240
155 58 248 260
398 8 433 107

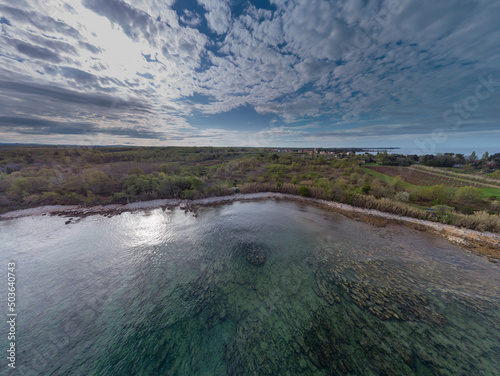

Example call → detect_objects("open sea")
385 147 498 156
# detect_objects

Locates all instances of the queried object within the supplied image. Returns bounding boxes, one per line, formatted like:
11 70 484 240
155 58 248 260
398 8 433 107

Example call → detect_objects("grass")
360 166 413 188
206 163 222 170
361 166 393 183
478 187 500 199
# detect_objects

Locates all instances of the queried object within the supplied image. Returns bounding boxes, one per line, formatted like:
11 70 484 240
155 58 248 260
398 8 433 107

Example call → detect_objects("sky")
0 0 499 151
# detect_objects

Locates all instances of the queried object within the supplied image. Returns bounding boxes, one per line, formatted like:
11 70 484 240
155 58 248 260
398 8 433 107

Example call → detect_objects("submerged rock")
239 241 269 266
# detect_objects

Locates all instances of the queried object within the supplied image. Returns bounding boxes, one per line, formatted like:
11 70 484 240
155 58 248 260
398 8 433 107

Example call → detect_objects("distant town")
265 147 400 155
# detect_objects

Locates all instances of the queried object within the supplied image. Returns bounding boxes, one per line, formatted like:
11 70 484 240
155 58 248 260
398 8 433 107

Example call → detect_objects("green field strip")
206 163 222 170
361 167 413 188
478 187 500 199
361 166 393 183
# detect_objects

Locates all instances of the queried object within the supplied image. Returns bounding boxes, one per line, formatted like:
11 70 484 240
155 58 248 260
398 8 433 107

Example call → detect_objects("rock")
240 242 269 267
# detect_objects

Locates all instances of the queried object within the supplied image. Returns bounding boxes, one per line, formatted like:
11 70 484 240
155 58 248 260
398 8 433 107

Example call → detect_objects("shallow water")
1 199 499 376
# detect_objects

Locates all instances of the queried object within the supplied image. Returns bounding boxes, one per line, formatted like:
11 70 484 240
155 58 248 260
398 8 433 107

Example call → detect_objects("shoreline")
1 192 499 262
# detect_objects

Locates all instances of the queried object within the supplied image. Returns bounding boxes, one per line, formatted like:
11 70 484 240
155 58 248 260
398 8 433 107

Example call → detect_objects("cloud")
0 115 166 139
82 0 208 71
78 41 103 54
10 40 62 62
0 79 149 110
0 0 499 147
197 0 232 34
82 0 160 45
0 4 82 39
255 92 325 122
180 10 202 27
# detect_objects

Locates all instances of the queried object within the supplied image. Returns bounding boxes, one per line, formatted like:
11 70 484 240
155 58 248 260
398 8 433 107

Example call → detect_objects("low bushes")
239 183 499 232
298 186 310 197
448 211 500 233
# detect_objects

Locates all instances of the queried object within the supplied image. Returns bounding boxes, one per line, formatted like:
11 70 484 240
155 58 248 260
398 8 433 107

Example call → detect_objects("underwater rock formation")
239 241 269 266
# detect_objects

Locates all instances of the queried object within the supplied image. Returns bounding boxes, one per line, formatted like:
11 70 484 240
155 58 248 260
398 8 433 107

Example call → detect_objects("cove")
0 199 499 376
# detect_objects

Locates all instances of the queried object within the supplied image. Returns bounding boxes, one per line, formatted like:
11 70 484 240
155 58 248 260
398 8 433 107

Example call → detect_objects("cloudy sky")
0 0 499 150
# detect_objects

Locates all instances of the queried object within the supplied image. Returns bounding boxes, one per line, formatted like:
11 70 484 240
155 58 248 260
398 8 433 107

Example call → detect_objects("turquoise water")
1 199 499 375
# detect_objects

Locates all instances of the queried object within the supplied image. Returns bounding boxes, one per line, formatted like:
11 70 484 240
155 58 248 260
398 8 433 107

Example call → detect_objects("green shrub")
0 177 11 192
41 192 61 204
298 186 310 197
389 176 405 191
111 192 129 203
455 186 482 206
182 189 194 199
14 176 50 194
429 184 451 203
189 177 203 190
62 192 82 205
361 184 371 194
84 170 114 195
460 207 474 215
83 191 99 206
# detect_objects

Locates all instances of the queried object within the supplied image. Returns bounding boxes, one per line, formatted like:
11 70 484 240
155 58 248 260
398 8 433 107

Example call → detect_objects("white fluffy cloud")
197 0 232 34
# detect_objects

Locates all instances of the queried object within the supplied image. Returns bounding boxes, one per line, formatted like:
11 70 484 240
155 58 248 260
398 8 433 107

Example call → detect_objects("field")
362 166 410 185
367 166 484 187
365 166 500 198
412 165 500 187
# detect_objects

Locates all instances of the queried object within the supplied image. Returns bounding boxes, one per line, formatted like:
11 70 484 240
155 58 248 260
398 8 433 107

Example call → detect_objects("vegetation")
1 145 499 232
365 166 500 189
298 186 310 197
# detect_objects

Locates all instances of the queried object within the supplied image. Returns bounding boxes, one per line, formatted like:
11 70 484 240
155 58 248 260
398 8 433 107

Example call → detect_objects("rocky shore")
1 192 499 262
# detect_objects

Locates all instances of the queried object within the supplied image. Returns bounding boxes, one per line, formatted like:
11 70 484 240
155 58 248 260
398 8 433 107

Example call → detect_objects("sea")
381 147 498 156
